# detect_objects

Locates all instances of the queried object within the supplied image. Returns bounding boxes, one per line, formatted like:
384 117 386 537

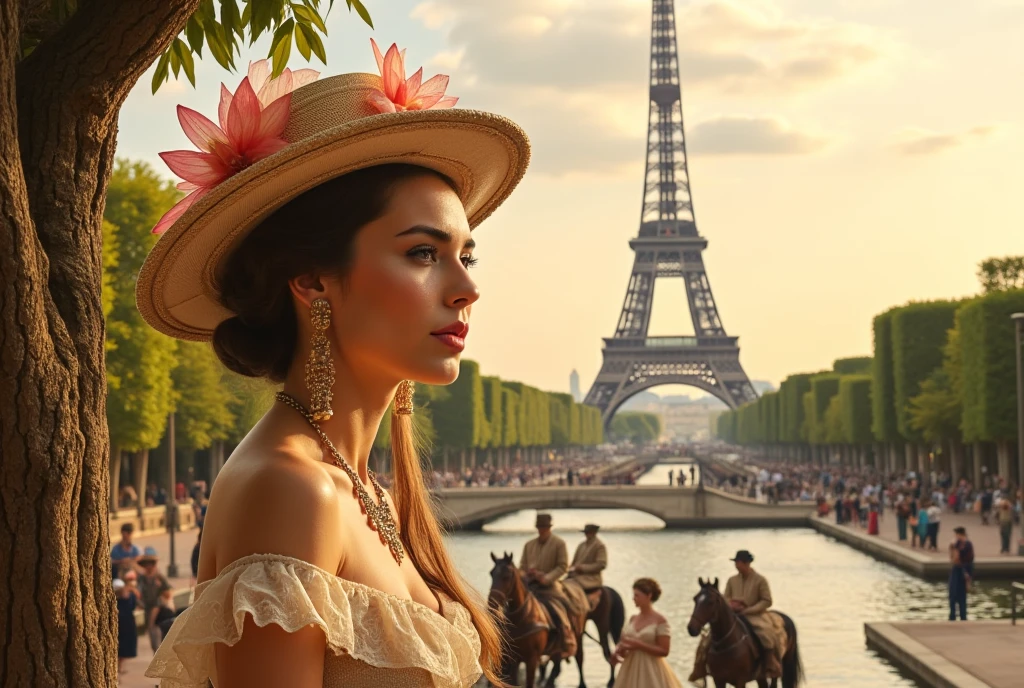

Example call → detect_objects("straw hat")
137 47 530 341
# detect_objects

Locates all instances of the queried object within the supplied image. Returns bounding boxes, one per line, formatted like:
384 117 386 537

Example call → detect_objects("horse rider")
565 523 607 612
689 550 786 682
520 513 585 657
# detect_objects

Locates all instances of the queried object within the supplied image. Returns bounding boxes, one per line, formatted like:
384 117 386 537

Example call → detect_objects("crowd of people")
708 458 1022 554
422 455 646 489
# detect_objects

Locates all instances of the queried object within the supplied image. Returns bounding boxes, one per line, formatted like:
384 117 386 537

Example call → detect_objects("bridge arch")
446 494 672 529
602 376 735 429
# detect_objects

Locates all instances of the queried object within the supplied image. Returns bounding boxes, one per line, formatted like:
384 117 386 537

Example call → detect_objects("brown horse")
488 552 591 688
685 578 802 688
539 583 625 688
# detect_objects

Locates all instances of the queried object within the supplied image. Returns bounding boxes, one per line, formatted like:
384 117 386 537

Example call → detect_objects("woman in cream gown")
611 578 684 688
136 39 530 688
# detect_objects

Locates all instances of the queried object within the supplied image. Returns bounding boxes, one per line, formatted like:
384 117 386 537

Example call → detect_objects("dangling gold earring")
395 380 415 415
305 298 335 421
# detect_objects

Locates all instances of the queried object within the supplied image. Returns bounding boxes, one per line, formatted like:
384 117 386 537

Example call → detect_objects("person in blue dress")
115 573 140 674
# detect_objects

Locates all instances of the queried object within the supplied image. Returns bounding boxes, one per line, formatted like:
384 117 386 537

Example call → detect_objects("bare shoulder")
200 442 344 579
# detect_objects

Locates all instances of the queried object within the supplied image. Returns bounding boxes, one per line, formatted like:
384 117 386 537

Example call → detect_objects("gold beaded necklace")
276 392 405 565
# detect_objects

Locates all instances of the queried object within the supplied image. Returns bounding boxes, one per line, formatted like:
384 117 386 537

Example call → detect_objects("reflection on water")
443 464 1015 687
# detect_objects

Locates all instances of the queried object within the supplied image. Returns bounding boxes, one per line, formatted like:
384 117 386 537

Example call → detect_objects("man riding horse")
565 523 608 612
520 513 587 658
689 550 787 682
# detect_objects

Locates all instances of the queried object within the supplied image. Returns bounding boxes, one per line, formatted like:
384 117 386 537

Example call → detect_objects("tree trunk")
132 450 149 515
996 440 1012 485
972 442 984 488
950 440 964 483
904 444 917 476
0 2 202 684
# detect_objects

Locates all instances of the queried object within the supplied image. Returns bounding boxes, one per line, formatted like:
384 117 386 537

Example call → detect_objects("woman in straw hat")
142 39 529 688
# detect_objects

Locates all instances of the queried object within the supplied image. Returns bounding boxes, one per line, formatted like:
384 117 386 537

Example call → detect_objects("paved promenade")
866 621 1024 688
810 509 1024 579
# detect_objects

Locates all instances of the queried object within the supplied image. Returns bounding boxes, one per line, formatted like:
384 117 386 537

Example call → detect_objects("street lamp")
166 412 180 578
1012 313 1024 555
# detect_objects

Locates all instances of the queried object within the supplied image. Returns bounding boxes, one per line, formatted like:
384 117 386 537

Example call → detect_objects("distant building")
570 369 582 402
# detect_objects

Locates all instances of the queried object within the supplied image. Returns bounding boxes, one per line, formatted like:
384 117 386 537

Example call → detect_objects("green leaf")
292 2 327 33
169 45 181 78
294 20 312 61
151 51 171 94
348 0 371 27
268 18 294 78
206 22 235 71
222 0 245 39
185 16 205 56
251 0 285 42
306 24 326 64
175 38 197 87
241 2 251 27
200 0 217 25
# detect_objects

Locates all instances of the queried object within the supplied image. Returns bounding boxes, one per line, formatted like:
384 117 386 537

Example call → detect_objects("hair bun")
212 315 294 381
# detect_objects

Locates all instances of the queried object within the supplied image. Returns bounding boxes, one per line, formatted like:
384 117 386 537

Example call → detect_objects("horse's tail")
780 613 804 688
608 587 625 644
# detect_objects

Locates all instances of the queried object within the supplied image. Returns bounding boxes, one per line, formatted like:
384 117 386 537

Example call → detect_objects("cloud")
413 0 891 96
411 0 882 174
689 116 828 155
894 125 997 155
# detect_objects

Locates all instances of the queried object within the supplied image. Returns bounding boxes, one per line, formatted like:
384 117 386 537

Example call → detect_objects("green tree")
432 360 484 465
833 356 872 375
172 342 236 450
959 291 1024 448
977 256 1024 293
779 373 818 443
550 393 572 447
105 162 181 507
610 412 661 444
891 300 959 440
808 375 840 444
871 309 902 443
839 375 874 445
1 4 376 675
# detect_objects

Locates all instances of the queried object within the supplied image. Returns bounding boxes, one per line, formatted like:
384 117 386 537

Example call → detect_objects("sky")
116 0 1024 398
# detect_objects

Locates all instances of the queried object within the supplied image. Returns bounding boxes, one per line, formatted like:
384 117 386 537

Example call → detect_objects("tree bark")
0 2 201 684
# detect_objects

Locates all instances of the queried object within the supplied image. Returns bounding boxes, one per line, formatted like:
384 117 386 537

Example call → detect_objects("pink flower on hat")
152 60 319 235
367 38 458 114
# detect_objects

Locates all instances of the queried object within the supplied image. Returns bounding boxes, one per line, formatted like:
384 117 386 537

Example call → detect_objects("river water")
444 464 1015 687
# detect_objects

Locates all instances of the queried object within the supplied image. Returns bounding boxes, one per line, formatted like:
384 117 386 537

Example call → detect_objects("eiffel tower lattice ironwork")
585 0 757 424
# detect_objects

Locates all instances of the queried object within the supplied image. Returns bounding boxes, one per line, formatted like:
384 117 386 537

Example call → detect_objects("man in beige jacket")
565 523 607 611
520 513 585 657
724 550 786 678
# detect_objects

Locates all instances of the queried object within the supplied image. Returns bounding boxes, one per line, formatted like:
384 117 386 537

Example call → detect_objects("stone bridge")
432 486 815 531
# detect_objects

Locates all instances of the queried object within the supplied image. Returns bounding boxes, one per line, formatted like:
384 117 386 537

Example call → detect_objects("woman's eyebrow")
395 224 475 249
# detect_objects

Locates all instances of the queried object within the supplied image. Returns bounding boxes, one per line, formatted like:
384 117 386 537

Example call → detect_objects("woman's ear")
288 273 327 309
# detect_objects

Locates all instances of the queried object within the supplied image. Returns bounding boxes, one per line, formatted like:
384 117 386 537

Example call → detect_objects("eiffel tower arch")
585 0 757 426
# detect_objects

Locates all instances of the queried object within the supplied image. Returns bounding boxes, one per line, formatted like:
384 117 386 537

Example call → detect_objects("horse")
488 552 588 688
539 582 625 688
685 578 802 688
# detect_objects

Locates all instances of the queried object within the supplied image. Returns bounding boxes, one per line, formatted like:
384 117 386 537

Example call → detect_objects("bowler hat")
535 513 553 528
581 524 600 533
730 550 754 563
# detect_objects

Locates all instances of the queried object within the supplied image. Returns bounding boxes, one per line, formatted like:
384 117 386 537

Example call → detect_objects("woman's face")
326 174 479 386
633 588 652 608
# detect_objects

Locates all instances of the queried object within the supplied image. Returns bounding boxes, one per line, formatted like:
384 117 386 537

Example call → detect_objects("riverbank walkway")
809 510 1024 579
866 621 1024 688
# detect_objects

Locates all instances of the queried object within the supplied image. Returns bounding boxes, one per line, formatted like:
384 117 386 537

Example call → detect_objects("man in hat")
566 524 607 611
520 513 584 657
689 549 785 683
724 550 785 678
137 546 171 652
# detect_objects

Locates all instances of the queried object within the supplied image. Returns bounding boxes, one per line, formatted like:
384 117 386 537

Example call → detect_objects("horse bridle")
704 593 750 655
489 582 551 641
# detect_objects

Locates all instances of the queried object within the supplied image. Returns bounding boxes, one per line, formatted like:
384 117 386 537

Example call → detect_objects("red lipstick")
431 321 469 351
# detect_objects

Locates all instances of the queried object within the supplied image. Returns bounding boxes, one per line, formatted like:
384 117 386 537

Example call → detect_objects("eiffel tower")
585 0 757 424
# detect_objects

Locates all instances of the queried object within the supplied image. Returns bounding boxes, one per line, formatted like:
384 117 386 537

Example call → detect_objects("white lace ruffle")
144 553 483 688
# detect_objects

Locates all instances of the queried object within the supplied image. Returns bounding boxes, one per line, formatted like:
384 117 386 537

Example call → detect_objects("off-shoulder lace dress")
145 554 482 687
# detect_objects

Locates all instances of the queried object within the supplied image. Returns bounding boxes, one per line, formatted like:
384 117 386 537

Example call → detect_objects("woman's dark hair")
634 577 662 602
210 163 505 685
212 163 454 381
